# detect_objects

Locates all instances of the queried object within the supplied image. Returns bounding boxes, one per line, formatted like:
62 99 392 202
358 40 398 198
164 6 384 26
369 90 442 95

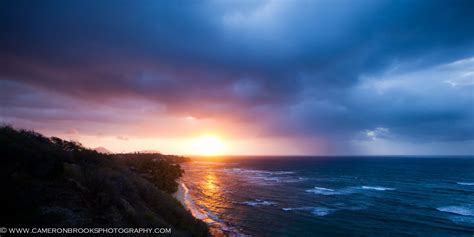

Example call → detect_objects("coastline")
173 181 231 237
173 182 187 207
0 126 209 236
173 182 209 220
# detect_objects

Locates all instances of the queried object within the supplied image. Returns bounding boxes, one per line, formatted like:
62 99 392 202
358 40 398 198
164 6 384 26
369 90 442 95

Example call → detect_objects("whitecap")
262 177 281 182
437 205 474 216
282 206 335 216
239 199 276 207
457 182 474 186
305 187 334 194
218 168 303 185
281 177 309 183
282 207 315 211
311 207 334 216
361 186 395 191
306 185 394 195
305 186 354 195
273 171 295 175
220 168 294 176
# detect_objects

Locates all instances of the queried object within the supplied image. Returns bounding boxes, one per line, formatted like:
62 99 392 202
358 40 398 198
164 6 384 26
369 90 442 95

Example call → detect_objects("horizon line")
186 154 474 158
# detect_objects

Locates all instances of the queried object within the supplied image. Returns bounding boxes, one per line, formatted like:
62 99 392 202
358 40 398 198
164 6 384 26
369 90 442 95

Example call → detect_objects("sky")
1 0 473 155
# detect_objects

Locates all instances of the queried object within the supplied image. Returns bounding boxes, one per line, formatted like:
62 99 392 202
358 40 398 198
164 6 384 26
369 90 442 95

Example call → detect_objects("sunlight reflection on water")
182 162 243 236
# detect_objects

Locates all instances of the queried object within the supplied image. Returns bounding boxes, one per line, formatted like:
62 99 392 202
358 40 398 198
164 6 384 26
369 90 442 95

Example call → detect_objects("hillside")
93 146 112 154
0 126 209 236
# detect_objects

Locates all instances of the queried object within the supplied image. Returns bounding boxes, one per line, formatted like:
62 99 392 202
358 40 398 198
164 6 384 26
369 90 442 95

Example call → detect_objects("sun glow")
193 135 226 156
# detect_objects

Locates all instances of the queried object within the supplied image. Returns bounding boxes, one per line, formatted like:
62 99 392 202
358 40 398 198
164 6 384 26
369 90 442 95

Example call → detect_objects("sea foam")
437 205 474 216
361 186 395 191
282 206 335 216
305 186 355 195
180 183 248 237
306 185 395 196
457 182 474 186
239 199 276 207
180 183 209 220
218 168 303 185
305 187 336 195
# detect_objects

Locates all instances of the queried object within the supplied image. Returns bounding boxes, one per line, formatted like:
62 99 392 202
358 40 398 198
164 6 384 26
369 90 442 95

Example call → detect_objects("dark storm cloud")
1 0 473 153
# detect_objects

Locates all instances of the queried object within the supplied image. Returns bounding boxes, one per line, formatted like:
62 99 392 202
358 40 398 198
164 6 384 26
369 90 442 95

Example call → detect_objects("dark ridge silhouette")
0 125 209 236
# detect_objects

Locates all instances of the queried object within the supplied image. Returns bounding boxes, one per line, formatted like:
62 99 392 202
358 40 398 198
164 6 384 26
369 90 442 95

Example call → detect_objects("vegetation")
112 152 191 164
113 153 188 193
0 126 209 236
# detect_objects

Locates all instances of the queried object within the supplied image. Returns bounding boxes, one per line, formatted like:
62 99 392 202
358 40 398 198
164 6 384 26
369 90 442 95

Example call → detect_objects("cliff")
0 126 209 236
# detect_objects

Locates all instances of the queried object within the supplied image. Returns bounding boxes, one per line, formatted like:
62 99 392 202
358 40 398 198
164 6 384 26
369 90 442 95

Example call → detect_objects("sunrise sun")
193 135 226 156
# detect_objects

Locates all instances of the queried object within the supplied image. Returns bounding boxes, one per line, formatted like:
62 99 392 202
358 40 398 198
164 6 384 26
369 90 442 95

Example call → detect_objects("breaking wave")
361 186 395 191
305 186 356 195
457 182 474 186
437 205 474 216
282 207 335 216
218 168 304 184
239 199 276 207
306 185 395 195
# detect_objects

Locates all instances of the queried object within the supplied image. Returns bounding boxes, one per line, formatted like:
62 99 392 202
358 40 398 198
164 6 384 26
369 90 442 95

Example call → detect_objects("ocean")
179 157 474 236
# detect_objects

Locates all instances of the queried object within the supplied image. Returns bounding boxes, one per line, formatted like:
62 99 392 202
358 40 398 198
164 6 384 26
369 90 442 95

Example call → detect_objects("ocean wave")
239 199 276 207
305 186 355 195
457 182 474 186
180 183 209 220
181 183 248 237
262 177 281 182
437 205 474 216
282 206 335 216
282 177 309 183
192 161 226 165
361 186 395 191
273 171 296 175
332 202 368 211
306 185 395 195
311 207 334 216
218 168 303 185
219 168 294 175
305 187 334 194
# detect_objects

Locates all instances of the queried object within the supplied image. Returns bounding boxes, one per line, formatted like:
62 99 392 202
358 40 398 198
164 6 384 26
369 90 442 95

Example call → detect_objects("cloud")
1 0 473 154
65 128 79 135
365 128 390 141
116 136 129 141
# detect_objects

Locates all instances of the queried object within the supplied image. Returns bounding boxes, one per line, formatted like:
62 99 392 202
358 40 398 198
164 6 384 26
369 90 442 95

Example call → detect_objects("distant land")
93 146 112 154
94 147 161 155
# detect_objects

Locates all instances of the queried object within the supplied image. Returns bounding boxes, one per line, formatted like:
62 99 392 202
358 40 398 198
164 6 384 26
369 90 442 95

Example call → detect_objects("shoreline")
173 182 187 208
173 182 209 220
173 181 232 237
